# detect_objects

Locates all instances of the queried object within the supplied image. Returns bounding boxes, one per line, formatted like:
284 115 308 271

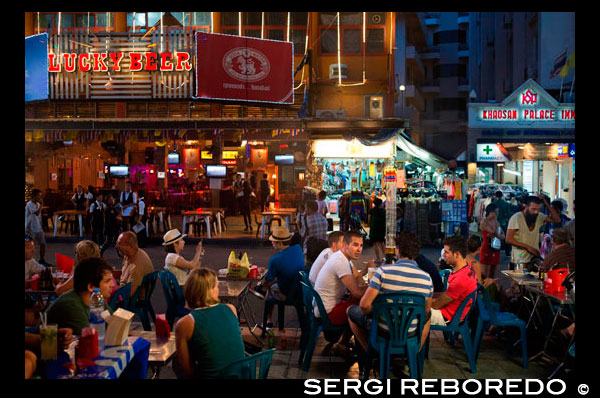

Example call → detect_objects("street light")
399 84 406 110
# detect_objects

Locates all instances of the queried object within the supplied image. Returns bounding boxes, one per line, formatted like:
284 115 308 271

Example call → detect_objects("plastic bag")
227 251 250 278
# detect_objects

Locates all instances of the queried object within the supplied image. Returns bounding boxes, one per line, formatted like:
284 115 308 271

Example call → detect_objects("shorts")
430 308 448 326
348 304 430 337
327 300 354 326
27 230 46 245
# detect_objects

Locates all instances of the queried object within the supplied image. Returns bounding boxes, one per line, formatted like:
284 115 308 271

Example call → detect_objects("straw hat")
162 229 187 246
269 226 292 242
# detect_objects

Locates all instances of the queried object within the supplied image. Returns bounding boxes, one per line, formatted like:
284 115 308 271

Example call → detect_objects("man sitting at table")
430 235 478 326
116 231 155 296
313 231 368 358
308 231 344 286
45 257 114 335
540 228 576 272
25 234 45 283
347 231 433 353
258 226 305 332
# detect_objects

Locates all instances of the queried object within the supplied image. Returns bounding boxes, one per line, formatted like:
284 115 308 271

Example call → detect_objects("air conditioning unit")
329 64 348 80
315 110 347 119
365 96 384 119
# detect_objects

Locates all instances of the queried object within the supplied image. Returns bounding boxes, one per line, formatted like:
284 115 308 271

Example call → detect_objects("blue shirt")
369 259 433 333
265 244 305 297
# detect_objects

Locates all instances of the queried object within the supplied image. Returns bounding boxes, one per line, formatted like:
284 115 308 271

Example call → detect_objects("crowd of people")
25 184 575 379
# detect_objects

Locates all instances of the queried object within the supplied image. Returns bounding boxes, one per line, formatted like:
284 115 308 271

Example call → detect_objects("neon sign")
47 52 193 73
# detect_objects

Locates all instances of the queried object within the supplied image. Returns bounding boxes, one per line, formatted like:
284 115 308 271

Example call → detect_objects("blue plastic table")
45 336 150 379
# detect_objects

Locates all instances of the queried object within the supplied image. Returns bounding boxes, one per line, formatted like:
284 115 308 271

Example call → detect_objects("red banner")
195 32 294 104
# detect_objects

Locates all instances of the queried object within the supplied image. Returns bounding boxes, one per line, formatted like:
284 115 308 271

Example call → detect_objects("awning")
396 133 448 170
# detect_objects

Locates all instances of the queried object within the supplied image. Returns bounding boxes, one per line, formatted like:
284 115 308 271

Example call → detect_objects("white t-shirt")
25 201 43 233
309 248 333 286
164 253 188 285
25 258 45 281
313 250 353 317
507 212 547 263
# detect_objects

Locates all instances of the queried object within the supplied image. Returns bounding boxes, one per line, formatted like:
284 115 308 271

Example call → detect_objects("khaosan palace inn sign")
467 79 575 129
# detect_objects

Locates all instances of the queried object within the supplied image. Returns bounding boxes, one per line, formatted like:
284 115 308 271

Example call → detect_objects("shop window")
343 29 361 53
223 29 239 36
191 12 211 27
291 12 308 26
243 12 262 26
267 29 284 41
96 13 114 28
38 13 54 30
319 12 387 55
265 12 286 26
292 29 307 53
60 13 74 28
244 29 261 38
366 28 384 53
221 12 239 27
127 12 146 28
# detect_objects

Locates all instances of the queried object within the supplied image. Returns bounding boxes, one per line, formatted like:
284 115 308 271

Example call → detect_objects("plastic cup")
40 323 58 360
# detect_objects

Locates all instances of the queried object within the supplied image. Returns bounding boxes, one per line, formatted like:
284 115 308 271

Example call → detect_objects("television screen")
109 165 129 177
275 154 294 165
206 164 227 178
25 33 49 102
167 152 180 164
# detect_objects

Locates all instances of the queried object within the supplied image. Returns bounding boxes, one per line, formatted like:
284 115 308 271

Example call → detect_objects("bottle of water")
90 288 106 348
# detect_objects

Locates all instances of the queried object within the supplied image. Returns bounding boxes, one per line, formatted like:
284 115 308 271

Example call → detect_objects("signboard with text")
468 79 575 129
476 144 510 162
195 32 294 104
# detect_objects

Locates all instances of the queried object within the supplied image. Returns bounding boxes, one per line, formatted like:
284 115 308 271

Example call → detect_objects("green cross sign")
483 145 493 155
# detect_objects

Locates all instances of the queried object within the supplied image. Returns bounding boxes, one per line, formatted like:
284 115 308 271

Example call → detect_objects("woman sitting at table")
55 240 101 296
55 241 118 300
175 268 245 378
163 229 204 285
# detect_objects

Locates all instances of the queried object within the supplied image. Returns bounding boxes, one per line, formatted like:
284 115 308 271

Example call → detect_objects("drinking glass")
40 324 58 360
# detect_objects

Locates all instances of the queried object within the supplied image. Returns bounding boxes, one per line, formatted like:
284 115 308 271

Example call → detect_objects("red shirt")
441 264 477 322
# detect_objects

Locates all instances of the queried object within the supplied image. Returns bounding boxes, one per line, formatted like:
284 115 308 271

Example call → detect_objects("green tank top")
188 304 246 378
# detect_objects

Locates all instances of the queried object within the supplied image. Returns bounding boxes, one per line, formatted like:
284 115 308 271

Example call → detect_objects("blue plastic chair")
130 271 159 331
364 293 426 380
159 270 190 330
299 270 311 287
473 283 528 368
261 270 306 337
299 281 347 372
218 348 276 379
109 282 132 312
439 270 451 291
429 288 479 373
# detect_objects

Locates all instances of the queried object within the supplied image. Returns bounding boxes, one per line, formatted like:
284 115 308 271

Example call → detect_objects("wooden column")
115 12 127 32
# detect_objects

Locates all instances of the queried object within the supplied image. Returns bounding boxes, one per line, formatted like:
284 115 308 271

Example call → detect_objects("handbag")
490 225 502 251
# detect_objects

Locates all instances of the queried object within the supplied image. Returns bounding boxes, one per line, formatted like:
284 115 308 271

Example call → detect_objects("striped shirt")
369 259 433 333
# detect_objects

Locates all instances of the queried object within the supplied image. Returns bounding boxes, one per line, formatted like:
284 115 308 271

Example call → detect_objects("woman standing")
369 198 386 263
175 268 245 378
479 203 505 279
163 229 204 285
239 180 253 232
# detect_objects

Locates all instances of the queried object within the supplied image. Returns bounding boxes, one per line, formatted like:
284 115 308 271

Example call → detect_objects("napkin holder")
104 308 135 346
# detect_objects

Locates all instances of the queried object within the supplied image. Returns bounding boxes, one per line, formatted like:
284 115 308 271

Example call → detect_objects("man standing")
258 226 305 334
119 181 138 231
347 231 433 352
116 231 154 296
232 173 244 216
46 257 114 335
430 235 478 326
309 231 344 286
25 189 47 265
89 192 105 245
564 199 575 247
302 200 329 267
260 173 270 211
506 195 561 270
313 231 368 356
